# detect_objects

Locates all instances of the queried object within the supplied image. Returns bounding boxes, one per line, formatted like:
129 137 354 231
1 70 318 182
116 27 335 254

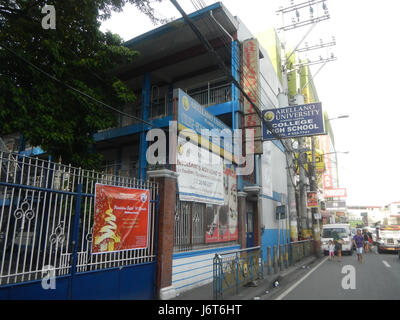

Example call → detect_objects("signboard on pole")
324 188 347 198
92 184 150 253
307 191 318 208
262 102 325 140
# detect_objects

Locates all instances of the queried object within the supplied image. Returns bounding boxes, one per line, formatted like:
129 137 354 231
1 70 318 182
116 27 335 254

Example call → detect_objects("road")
263 248 400 300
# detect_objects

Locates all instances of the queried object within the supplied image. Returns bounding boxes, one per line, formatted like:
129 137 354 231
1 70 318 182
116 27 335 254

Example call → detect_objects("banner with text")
205 164 238 243
176 137 224 205
92 184 150 253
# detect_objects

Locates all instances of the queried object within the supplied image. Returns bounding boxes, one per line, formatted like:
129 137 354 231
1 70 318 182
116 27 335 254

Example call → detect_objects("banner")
262 102 325 140
326 200 347 211
205 165 238 242
307 191 318 208
175 88 235 163
92 184 150 253
243 39 262 154
176 137 224 205
324 188 347 198
319 135 334 189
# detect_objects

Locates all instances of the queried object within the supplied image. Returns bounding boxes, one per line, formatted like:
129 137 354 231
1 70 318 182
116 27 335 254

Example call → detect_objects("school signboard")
262 102 325 140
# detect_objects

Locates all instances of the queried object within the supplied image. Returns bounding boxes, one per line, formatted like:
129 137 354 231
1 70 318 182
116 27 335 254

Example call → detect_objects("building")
382 202 400 225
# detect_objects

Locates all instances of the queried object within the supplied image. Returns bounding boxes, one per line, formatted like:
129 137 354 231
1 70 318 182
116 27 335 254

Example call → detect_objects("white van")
321 223 353 255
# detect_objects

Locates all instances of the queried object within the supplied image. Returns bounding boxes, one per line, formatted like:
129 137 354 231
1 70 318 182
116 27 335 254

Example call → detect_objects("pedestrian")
328 240 335 261
333 231 343 262
362 229 369 253
353 229 364 263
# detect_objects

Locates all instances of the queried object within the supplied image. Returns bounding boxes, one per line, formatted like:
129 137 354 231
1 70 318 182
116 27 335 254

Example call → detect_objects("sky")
100 0 400 207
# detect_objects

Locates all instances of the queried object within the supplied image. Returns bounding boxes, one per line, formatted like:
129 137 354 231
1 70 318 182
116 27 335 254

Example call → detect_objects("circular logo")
182 96 190 111
264 111 275 121
140 193 147 203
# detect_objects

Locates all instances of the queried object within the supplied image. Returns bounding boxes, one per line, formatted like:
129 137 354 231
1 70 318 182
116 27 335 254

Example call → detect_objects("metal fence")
213 246 263 300
189 83 231 107
0 151 158 286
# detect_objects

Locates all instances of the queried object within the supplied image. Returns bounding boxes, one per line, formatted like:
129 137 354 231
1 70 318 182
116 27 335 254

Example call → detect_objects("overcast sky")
100 0 400 207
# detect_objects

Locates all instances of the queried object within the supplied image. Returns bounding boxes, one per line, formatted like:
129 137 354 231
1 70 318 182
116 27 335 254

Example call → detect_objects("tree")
0 0 165 169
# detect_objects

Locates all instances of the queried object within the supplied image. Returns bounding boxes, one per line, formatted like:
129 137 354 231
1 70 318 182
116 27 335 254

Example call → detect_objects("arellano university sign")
262 102 325 140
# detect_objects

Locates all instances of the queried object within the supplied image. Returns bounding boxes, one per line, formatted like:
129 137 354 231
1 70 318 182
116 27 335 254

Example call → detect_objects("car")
321 223 353 255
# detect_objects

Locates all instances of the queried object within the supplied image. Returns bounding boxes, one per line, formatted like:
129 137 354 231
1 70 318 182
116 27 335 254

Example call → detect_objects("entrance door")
246 211 254 248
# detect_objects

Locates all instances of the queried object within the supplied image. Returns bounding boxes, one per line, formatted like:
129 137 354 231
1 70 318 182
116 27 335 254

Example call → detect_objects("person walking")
353 229 364 263
328 240 335 261
362 229 369 253
333 231 343 262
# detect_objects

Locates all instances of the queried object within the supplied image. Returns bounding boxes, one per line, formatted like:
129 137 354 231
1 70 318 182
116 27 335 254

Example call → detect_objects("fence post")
279 245 284 271
273 245 278 274
267 246 272 275
68 182 82 299
285 243 289 268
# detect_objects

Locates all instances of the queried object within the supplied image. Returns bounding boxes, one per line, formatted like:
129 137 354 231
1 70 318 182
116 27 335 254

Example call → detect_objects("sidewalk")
172 255 320 300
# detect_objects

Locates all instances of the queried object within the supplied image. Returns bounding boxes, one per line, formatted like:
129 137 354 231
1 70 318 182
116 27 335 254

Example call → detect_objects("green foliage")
0 0 164 169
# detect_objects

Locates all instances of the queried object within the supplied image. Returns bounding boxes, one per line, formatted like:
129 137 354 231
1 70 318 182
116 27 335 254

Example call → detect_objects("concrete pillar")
237 191 247 249
147 169 178 300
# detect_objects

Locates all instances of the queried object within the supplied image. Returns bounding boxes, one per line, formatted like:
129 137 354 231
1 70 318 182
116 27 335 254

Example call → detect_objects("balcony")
188 82 232 108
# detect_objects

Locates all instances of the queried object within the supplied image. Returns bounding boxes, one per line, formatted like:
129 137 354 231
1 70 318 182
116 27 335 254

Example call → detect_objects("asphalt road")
263 247 400 300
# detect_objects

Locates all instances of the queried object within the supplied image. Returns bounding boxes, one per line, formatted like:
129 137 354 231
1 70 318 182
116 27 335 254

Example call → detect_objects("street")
264 248 400 300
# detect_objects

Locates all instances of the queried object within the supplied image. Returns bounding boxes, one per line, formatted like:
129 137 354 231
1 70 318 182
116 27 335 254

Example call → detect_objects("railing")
265 239 315 276
0 151 158 285
213 246 263 300
189 83 232 107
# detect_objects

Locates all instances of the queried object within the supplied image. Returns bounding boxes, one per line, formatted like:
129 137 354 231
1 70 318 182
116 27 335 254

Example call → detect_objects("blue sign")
175 88 234 159
262 102 325 140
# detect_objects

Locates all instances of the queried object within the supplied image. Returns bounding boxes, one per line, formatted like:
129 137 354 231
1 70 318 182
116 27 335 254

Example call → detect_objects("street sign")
276 205 286 220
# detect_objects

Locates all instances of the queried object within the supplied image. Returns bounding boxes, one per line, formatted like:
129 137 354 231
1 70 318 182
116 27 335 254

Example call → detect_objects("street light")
328 115 349 121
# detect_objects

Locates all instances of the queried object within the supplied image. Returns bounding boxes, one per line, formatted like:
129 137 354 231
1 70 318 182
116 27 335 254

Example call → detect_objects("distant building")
347 205 384 227
382 202 400 225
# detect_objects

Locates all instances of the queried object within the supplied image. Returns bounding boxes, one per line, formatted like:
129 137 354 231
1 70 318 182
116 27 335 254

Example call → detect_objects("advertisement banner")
175 88 235 163
176 137 224 205
319 135 334 189
307 191 318 208
92 184 150 253
262 102 325 140
324 188 347 198
243 39 262 154
205 164 238 243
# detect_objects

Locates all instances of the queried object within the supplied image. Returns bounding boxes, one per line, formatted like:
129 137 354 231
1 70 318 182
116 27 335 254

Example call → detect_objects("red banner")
307 191 318 208
92 184 150 253
324 188 347 198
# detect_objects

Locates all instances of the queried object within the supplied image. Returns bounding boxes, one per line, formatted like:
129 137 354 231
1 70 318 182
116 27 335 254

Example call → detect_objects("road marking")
382 260 391 268
275 256 328 300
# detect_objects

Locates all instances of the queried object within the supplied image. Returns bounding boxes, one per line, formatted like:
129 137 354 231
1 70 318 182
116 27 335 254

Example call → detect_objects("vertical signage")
243 39 262 154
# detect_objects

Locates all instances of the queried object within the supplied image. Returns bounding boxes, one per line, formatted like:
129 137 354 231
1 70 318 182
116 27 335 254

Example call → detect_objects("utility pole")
310 136 321 256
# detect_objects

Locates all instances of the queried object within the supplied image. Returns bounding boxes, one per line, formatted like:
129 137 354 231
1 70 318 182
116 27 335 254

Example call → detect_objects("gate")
0 151 158 299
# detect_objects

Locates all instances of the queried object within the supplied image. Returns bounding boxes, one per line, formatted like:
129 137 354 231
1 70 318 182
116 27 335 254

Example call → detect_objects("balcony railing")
189 82 232 107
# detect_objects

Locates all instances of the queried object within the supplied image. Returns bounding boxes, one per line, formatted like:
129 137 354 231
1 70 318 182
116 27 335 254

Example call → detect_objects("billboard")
176 136 224 205
243 39 262 154
326 200 347 211
307 191 318 208
92 184 150 253
262 102 325 140
205 164 238 243
175 88 235 163
324 188 347 198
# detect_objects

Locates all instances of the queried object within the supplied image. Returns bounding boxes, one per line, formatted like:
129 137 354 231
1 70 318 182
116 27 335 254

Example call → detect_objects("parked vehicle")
376 225 400 253
321 223 353 255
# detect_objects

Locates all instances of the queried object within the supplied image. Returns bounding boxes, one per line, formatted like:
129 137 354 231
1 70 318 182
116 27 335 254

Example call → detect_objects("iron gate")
0 151 158 299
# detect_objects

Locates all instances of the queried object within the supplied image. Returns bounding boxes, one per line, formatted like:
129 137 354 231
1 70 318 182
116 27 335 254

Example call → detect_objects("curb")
232 255 319 300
